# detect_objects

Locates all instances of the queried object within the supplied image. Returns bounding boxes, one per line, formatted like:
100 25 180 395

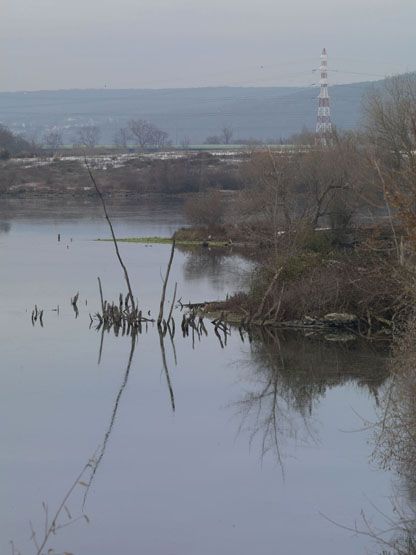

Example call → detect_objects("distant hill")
0 82 377 145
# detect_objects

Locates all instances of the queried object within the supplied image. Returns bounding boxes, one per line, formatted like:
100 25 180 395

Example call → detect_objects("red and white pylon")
315 48 333 146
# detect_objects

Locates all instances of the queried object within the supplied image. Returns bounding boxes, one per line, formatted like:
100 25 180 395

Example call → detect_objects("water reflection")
16 316 392 555
20 327 177 553
180 246 251 292
369 321 416 553
235 329 390 468
92 319 390 469
159 329 176 412
84 334 138 507
88 321 390 489
90 319 390 479
87 326 176 503
0 197 184 226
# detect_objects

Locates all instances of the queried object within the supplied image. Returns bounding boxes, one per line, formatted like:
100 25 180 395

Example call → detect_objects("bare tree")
221 126 234 145
76 125 101 149
238 134 366 247
364 73 416 169
239 149 297 243
181 135 191 149
23 129 41 152
296 134 363 229
113 127 130 148
128 119 169 150
43 129 63 151
204 129 234 145
150 127 170 149
365 73 416 255
204 135 221 145
128 119 152 148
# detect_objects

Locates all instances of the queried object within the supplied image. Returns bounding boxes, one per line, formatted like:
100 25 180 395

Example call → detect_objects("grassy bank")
96 235 232 247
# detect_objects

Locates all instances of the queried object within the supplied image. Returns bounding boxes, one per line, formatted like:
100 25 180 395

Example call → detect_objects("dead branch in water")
31 305 44 327
97 277 105 315
178 299 219 310
85 160 136 311
93 291 153 337
71 292 80 318
157 239 176 327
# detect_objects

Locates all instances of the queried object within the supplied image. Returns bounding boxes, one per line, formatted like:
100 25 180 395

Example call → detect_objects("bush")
301 230 333 253
0 125 35 155
184 190 226 228
227 243 412 326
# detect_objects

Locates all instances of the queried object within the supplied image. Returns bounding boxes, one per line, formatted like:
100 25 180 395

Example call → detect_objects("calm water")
0 198 393 554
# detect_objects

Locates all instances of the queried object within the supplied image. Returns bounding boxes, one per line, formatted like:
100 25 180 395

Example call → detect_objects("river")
0 197 394 554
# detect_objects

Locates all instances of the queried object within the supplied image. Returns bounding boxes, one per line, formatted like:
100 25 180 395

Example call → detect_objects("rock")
303 316 317 325
323 313 358 325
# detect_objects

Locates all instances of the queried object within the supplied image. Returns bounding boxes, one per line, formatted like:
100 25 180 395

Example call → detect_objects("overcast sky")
2 0 415 91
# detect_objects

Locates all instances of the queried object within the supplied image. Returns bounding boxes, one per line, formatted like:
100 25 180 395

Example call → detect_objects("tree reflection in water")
180 246 251 291
369 320 416 554
84 327 176 507
20 326 177 554
234 328 390 471
20 321 391 553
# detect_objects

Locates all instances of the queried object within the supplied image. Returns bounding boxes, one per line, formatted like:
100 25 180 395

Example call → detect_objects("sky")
1 0 416 92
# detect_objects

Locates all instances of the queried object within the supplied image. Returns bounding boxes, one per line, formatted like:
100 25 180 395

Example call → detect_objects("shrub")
184 190 226 228
228 243 412 326
0 125 34 155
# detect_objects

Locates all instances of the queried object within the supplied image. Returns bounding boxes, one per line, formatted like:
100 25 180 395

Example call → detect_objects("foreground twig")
85 160 136 311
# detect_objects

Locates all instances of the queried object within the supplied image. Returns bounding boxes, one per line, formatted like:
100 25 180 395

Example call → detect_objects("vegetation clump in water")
97 235 232 247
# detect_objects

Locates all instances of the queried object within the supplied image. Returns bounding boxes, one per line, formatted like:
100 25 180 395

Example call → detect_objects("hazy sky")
2 0 415 91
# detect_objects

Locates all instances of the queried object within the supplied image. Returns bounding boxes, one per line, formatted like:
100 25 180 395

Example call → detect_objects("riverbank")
107 221 406 337
97 236 233 248
204 238 408 336
0 150 244 197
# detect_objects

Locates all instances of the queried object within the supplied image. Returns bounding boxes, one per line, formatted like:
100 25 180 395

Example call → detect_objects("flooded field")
0 198 394 554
